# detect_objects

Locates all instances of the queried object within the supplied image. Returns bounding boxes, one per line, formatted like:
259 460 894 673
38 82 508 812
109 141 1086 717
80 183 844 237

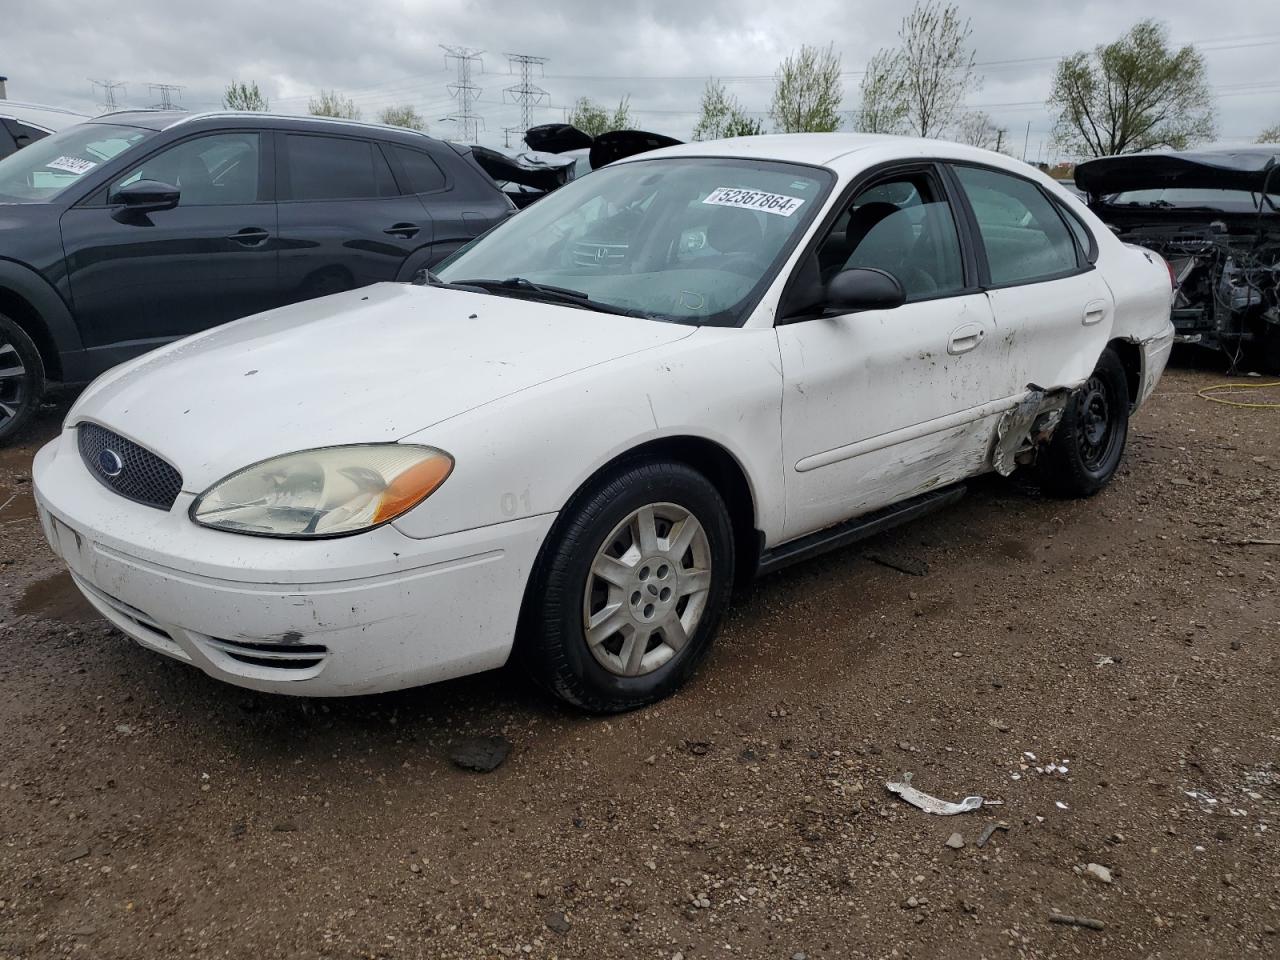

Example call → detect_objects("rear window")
389 145 446 193
283 134 397 201
0 122 153 202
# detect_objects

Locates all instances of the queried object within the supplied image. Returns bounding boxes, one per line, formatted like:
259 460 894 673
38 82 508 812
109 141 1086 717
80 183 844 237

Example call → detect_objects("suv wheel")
0 313 45 445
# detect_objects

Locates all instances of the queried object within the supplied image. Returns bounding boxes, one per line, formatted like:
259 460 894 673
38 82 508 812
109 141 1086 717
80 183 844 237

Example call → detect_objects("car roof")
84 109 454 146
0 100 91 132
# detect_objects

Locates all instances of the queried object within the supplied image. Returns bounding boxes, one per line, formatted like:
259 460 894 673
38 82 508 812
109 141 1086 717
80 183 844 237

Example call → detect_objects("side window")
0 124 15 159
4 118 51 150
389 144 446 193
284 134 397 201
1056 200 1095 262
953 165 1080 284
815 171 965 302
111 133 261 205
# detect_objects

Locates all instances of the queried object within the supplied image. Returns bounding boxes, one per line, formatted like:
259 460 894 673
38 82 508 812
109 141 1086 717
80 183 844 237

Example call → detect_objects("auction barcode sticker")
46 156 97 176
702 187 805 217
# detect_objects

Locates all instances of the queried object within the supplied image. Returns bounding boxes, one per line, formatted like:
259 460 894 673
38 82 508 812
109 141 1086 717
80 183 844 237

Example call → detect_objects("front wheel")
1037 347 1130 498
0 314 46 446
521 461 735 713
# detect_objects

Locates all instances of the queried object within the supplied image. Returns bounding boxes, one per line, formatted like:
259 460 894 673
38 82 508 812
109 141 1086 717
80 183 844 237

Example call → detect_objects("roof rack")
163 110 437 139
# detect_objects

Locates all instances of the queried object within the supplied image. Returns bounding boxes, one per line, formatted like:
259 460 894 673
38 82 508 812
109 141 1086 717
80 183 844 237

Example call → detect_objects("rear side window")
389 145 446 193
284 134 397 201
4 118 50 150
953 165 1080 285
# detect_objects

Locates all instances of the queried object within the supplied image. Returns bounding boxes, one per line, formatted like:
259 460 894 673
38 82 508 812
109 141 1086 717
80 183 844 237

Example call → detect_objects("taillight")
1164 257 1178 290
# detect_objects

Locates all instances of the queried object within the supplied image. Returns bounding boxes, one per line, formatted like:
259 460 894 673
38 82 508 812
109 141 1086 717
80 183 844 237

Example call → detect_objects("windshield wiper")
447 277 655 318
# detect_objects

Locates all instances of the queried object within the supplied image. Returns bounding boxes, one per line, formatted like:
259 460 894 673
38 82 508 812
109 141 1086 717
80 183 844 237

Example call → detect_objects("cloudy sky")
3 0 1277 159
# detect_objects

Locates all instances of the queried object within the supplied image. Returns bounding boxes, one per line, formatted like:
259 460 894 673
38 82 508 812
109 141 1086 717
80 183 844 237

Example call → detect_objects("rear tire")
0 313 45 446
521 460 735 713
1037 347 1130 498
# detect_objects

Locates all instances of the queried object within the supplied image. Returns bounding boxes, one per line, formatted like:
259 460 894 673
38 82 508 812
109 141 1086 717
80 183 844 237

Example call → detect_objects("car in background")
0 100 90 158
1075 146 1280 371
0 110 515 441
32 133 1174 712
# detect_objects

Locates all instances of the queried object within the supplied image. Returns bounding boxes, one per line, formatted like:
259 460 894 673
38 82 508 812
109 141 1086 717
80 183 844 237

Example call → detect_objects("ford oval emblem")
98 449 124 478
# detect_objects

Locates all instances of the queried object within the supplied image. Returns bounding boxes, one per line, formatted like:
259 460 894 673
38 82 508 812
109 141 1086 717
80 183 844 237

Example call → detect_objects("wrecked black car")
1076 146 1280 372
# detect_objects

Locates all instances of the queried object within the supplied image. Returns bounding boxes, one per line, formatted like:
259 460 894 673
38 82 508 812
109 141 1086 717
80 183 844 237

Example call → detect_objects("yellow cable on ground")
1197 381 1280 409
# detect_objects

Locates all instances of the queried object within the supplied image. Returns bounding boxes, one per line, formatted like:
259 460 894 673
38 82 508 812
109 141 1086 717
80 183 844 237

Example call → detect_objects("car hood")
1075 146 1280 195
70 282 695 491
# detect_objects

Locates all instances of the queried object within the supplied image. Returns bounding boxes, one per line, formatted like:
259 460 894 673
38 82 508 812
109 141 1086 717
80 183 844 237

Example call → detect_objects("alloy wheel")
0 338 30 430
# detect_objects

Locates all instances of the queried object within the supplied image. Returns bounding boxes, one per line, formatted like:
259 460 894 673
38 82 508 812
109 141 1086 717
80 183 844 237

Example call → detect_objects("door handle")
384 222 420 239
947 322 985 356
1082 299 1107 325
227 228 269 246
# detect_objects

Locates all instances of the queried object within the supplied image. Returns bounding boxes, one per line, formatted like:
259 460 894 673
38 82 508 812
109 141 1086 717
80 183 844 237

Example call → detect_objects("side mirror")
110 179 180 213
826 267 906 312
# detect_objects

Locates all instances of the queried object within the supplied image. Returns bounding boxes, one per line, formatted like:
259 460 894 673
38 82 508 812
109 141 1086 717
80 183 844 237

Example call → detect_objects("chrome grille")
78 423 183 511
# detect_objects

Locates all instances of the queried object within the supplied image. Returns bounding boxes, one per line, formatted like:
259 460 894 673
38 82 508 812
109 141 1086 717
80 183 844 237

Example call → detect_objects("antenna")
148 83 183 110
89 79 126 112
440 45 485 142
503 53 549 141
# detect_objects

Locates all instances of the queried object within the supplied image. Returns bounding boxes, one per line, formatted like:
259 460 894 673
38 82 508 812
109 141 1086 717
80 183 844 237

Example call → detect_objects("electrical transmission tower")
89 79 126 112
503 53 548 140
149 83 183 110
441 45 485 143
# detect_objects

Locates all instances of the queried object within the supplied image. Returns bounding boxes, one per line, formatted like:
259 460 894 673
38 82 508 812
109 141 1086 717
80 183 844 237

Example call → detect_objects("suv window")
389 144 446 193
284 134 397 201
3 118 50 151
953 165 1080 285
815 171 965 302
112 132 261 205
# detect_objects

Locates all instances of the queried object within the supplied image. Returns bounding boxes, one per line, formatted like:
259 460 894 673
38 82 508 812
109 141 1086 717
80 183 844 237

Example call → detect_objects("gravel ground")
0 360 1277 960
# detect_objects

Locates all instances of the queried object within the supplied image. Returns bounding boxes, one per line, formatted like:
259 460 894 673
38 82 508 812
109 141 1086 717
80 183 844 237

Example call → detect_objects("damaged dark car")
1076 146 1280 372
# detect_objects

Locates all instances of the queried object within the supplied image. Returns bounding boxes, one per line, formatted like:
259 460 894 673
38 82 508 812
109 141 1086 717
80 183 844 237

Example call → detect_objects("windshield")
436 157 834 326
0 123 153 203
1107 187 1280 212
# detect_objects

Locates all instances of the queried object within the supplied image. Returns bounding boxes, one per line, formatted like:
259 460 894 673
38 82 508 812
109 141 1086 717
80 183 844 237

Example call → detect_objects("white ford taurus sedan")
32 134 1175 712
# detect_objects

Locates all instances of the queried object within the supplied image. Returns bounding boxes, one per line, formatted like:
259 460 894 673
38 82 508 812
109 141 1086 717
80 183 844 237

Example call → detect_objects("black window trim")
275 130 400 204
381 141 452 198
74 126 274 208
776 158 983 325
943 160 1097 290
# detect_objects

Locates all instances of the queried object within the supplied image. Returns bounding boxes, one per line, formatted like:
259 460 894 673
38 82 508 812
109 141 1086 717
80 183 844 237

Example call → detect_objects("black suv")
0 110 515 441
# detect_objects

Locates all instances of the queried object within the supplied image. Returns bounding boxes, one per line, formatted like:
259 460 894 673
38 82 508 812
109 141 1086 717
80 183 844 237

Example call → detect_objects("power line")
440 45 485 143
504 52 549 138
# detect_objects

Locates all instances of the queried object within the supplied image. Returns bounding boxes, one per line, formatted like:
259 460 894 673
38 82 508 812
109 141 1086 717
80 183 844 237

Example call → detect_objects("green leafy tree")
898 1 979 138
1048 19 1215 157
693 79 765 140
853 49 908 134
223 80 268 112
568 96 633 137
770 43 843 133
308 89 361 120
1258 123 1280 144
379 105 426 131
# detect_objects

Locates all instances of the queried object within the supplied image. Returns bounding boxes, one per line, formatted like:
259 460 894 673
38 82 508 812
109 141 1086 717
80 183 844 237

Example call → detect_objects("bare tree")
379 105 426 131
308 90 361 120
568 96 633 137
953 111 1004 150
898 1 979 137
223 81 268 112
1256 123 1280 144
770 44 843 133
694 79 765 140
853 49 907 134
1048 19 1215 157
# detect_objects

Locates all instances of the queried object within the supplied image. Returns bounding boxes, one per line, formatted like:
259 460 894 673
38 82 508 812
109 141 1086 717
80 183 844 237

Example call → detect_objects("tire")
1037 347 1130 498
0 313 46 446
521 460 735 713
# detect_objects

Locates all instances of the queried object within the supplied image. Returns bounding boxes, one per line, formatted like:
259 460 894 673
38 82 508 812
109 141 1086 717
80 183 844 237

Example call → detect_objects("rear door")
382 141 473 269
274 132 433 300
947 163 1113 394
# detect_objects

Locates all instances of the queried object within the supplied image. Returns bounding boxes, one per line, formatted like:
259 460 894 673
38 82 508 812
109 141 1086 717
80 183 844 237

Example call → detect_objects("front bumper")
32 430 555 696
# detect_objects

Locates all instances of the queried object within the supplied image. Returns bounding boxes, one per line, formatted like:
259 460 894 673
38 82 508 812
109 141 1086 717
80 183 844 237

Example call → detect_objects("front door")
59 130 278 351
776 165 1004 541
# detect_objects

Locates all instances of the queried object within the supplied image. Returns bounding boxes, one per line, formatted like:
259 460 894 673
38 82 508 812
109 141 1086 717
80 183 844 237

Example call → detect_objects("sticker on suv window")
702 187 805 217
46 156 97 176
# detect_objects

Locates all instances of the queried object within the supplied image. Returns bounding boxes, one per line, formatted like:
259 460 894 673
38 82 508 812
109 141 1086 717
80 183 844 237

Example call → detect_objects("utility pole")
90 79 126 112
994 128 1005 154
441 45 485 143
148 83 183 110
503 53 548 142
502 126 522 149
1021 120 1031 162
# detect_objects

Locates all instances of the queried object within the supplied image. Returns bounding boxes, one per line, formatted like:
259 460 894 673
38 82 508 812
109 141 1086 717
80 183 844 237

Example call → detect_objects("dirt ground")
0 358 1277 960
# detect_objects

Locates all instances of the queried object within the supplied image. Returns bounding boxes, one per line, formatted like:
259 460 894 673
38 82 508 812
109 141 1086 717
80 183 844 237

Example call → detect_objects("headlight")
190 444 453 538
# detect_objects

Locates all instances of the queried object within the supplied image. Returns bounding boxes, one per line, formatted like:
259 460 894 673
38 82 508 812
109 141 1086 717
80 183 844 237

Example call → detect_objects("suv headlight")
190 444 453 538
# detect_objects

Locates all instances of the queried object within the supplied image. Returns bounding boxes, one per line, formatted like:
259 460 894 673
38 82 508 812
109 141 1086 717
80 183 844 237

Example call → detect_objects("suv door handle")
227 228 270 246
384 222 420 239
1083 299 1107 325
947 322 985 356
